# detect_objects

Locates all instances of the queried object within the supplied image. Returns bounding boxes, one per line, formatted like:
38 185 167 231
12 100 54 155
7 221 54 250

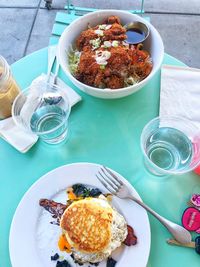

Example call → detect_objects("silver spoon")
35 47 62 109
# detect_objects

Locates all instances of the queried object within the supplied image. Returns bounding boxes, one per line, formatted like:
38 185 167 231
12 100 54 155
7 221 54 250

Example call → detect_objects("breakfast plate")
9 162 151 267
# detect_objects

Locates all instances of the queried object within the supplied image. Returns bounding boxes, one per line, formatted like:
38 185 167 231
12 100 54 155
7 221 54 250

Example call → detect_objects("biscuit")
60 198 113 253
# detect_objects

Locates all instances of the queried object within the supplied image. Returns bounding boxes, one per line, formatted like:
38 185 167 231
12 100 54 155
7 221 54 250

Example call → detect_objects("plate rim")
9 162 151 267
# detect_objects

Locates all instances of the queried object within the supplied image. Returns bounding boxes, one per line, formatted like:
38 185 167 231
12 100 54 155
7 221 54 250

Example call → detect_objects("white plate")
9 162 151 267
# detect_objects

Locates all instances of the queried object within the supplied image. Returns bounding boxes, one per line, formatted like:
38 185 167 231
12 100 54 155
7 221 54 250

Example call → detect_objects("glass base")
144 158 170 178
41 128 68 145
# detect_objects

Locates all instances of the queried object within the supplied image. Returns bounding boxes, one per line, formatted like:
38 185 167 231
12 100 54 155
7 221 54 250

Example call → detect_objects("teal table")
1 48 199 267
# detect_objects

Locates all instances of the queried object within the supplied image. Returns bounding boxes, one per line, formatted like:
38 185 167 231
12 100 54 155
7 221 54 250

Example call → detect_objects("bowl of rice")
58 10 164 99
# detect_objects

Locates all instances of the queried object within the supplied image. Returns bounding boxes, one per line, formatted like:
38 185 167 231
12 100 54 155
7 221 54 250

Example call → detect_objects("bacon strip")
39 199 67 219
124 225 137 246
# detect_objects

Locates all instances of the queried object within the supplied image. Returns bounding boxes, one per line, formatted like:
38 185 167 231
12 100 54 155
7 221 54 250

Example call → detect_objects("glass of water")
140 116 200 176
12 82 71 144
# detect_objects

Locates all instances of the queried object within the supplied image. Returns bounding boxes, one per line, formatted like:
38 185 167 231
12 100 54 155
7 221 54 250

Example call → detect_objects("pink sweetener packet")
182 207 200 233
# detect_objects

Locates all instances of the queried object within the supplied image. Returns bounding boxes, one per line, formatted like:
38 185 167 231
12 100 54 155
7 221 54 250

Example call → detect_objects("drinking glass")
140 116 200 176
12 82 71 144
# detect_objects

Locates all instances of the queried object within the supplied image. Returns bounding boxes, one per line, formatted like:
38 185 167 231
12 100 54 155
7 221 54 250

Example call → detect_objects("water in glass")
30 105 68 144
146 127 193 172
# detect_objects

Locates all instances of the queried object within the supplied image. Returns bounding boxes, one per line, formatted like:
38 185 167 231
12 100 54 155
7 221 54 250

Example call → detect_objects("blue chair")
48 0 147 46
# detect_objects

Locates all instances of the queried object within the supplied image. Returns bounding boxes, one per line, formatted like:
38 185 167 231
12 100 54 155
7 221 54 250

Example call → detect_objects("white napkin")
0 117 38 153
0 75 81 153
159 65 200 129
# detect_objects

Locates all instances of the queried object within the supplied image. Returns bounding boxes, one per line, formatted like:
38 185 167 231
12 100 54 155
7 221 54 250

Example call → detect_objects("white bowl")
58 10 164 99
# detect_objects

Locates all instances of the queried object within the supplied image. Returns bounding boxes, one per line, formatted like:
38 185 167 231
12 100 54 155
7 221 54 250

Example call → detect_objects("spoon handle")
167 239 195 248
51 57 60 85
47 46 57 82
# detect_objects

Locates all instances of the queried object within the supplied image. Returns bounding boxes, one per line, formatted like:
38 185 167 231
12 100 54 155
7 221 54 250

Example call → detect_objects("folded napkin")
0 75 81 153
0 117 37 153
159 65 200 129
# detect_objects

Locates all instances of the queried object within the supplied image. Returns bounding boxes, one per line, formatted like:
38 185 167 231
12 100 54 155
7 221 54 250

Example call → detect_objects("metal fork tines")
96 166 192 244
96 166 123 195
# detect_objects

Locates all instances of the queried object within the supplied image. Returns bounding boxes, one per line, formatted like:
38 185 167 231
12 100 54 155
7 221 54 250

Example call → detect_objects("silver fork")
96 166 191 244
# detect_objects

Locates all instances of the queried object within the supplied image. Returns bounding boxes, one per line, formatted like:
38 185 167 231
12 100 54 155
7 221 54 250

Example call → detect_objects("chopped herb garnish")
72 184 102 198
112 41 119 47
89 38 101 50
72 184 90 197
94 29 104 36
100 65 105 70
103 41 112 48
98 24 107 30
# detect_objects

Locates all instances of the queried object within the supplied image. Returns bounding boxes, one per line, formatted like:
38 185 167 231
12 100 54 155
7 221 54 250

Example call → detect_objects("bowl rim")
58 9 164 94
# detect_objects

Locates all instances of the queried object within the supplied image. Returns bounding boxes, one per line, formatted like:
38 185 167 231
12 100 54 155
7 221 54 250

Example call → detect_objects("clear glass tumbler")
140 116 200 176
12 82 71 144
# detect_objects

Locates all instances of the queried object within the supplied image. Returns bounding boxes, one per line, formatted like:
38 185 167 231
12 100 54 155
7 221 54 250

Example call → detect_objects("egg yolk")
66 188 77 200
58 234 71 253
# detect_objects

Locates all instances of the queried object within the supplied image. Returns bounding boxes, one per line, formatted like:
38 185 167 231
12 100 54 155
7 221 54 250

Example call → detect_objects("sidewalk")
0 0 200 67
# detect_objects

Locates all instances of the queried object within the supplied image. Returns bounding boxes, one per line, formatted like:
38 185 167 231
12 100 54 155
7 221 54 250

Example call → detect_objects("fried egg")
60 196 127 263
